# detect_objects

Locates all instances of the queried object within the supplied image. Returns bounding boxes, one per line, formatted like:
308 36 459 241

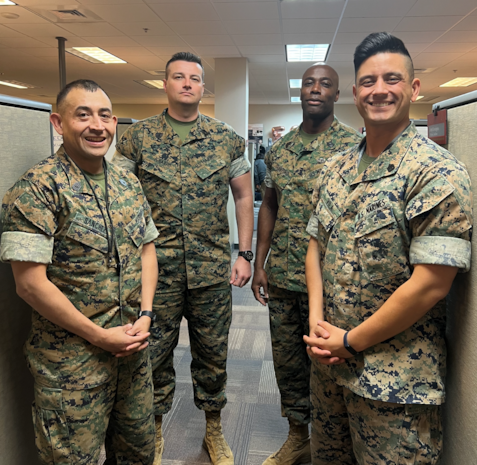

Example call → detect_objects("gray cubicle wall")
0 95 52 465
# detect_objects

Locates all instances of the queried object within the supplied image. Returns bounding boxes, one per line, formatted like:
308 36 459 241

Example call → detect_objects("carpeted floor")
99 236 309 465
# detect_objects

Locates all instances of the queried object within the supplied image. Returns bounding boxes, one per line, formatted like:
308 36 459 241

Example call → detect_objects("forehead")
63 87 112 112
357 52 411 78
168 60 203 76
302 66 336 81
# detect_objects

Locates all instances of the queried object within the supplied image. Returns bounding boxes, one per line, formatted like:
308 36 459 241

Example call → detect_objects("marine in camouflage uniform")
252 64 361 465
113 52 253 465
305 33 472 465
0 147 159 465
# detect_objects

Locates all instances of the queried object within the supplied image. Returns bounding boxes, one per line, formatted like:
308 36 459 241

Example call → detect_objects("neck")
167 104 199 122
65 148 104 174
364 118 410 157
301 112 334 135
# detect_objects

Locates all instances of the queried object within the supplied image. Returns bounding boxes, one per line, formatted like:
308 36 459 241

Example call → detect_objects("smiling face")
300 65 340 121
353 52 420 131
163 60 205 110
51 87 117 170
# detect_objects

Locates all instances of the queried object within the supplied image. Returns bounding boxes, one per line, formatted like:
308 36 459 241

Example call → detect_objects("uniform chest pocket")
316 199 337 233
125 207 146 248
66 214 108 254
355 207 408 281
192 157 227 182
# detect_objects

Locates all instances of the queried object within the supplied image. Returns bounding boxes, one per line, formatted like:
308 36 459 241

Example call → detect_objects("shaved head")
302 64 339 89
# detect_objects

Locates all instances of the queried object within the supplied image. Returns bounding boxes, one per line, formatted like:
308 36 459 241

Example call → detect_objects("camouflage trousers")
311 361 442 465
32 352 155 465
268 284 311 425
150 280 232 415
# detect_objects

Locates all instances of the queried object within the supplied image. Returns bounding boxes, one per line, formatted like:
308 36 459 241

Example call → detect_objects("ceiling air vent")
51 10 87 20
29 6 103 23
146 70 166 77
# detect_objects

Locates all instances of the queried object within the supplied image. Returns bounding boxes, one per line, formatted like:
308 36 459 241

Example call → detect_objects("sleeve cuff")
143 218 159 244
111 151 137 174
0 231 53 263
264 167 273 188
410 236 471 272
306 214 319 240
230 157 251 179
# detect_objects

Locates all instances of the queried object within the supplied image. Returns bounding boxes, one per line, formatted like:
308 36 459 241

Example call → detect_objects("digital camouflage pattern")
149 280 231 414
268 285 310 425
265 118 361 292
0 146 157 390
33 353 154 465
307 123 473 405
114 109 248 290
310 361 442 465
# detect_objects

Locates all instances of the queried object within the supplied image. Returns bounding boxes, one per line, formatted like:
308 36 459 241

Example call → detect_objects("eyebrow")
172 72 202 79
75 106 111 113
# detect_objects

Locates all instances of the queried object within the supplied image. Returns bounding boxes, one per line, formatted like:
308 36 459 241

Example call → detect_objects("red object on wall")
427 109 447 145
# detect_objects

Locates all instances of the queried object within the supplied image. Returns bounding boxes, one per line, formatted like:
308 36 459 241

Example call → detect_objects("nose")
183 78 192 89
310 81 321 94
373 77 387 95
90 114 105 131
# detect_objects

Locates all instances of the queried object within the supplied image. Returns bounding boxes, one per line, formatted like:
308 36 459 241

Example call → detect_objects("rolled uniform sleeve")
229 133 250 179
114 125 142 174
406 163 473 272
264 167 273 188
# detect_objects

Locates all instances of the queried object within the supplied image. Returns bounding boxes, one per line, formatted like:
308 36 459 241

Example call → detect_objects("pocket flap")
192 157 227 180
125 207 146 248
34 385 63 411
66 213 108 253
355 206 396 239
316 200 336 233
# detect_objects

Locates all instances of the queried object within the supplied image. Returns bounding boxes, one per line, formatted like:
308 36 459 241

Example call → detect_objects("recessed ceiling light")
0 80 36 89
0 1 17 5
289 79 302 88
415 96 424 101
440 77 477 87
134 80 165 90
66 47 126 64
291 97 301 103
286 44 329 63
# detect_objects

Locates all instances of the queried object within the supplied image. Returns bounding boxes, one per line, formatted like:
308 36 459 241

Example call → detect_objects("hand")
96 324 150 358
230 256 252 287
251 267 269 306
304 321 351 364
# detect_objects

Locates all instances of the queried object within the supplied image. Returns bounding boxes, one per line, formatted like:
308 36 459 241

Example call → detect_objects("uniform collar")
338 122 417 186
159 108 209 145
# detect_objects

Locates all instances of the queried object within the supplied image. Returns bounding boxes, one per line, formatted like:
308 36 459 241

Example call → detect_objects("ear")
352 84 357 105
162 79 167 93
50 113 64 136
410 77 421 102
334 89 340 103
112 114 118 129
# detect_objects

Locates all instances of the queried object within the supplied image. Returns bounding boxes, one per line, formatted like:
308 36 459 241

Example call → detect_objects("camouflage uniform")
264 119 361 425
306 124 472 464
0 146 159 465
113 109 249 414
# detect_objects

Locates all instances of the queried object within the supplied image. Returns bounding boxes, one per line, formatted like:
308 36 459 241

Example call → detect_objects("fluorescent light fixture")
289 79 302 88
0 80 36 89
291 97 301 103
415 96 424 101
143 80 164 89
440 77 477 87
0 1 17 5
286 44 329 62
66 47 126 64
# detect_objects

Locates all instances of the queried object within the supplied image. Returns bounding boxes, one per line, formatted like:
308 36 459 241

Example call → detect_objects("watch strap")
343 331 359 356
139 310 155 322
238 250 254 262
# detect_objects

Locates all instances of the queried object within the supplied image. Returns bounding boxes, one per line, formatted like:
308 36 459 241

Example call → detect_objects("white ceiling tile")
20 47 58 57
0 37 50 48
57 22 123 37
333 32 372 44
249 62 286 72
238 45 284 55
330 43 357 54
413 52 466 68
32 36 94 48
437 30 477 43
86 36 142 47
126 55 167 69
452 16 477 31
0 6 49 24
112 21 175 36
405 43 429 54
394 16 464 32
247 54 285 63
232 34 282 46
3 23 73 37
180 35 234 46
168 21 228 35
223 20 280 35
280 1 345 19
406 0 476 17
338 17 401 33
102 47 156 58
145 0 209 3
214 2 279 21
193 45 241 56
0 25 24 38
83 4 162 23
423 43 477 54
147 46 197 56
0 47 38 57
148 3 220 21
393 31 442 43
344 0 416 18
327 53 354 62
77 0 145 4
282 18 339 34
130 35 187 47
283 33 335 45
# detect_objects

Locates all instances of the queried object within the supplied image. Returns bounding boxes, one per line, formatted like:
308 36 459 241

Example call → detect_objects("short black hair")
165 52 204 80
56 79 109 112
354 32 414 80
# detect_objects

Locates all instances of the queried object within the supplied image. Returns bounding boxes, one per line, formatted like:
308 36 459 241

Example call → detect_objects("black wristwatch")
139 310 156 322
343 331 359 356
238 250 254 262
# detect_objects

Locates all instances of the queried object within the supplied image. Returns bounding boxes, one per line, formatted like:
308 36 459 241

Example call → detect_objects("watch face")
240 251 254 261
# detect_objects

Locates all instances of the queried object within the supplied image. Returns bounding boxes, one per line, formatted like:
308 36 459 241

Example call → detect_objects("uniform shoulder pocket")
125 207 146 248
316 200 337 233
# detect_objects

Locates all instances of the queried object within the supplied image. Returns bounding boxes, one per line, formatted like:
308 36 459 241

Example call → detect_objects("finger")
312 325 330 339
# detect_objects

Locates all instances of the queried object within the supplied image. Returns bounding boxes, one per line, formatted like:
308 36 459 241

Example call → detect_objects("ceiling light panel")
415 96 424 101
440 77 477 87
0 1 16 5
286 44 329 62
0 80 36 89
67 47 126 64
289 79 302 88
135 80 165 90
291 96 300 103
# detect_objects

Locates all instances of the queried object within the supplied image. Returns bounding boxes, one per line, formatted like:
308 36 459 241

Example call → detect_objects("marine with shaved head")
251 64 361 465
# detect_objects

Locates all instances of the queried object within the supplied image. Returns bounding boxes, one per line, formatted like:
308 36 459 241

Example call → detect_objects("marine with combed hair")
0 80 159 464
305 32 472 464
113 51 254 465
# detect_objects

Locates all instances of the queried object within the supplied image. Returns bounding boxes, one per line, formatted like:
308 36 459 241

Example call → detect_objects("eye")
361 79 374 87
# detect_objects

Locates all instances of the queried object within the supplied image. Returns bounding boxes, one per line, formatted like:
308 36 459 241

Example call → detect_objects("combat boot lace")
203 412 234 465
262 423 310 465
153 415 164 465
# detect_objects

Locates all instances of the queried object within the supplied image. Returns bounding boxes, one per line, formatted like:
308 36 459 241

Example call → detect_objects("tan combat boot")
153 415 164 465
262 422 310 465
203 411 234 465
